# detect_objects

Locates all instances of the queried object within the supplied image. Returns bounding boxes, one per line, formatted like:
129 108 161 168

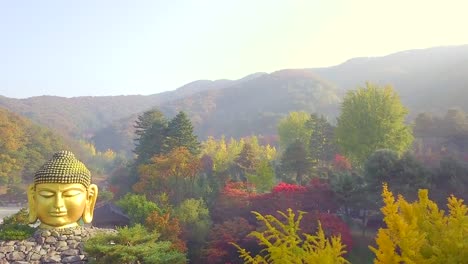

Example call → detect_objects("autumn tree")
0 107 67 185
232 209 350 264
145 211 187 252
162 111 201 155
202 136 277 176
203 217 255 264
0 108 29 183
134 147 201 204
202 136 230 174
370 184 468 263
335 83 413 166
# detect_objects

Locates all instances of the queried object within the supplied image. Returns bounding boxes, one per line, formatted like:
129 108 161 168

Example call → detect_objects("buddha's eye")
38 191 55 198
63 190 82 197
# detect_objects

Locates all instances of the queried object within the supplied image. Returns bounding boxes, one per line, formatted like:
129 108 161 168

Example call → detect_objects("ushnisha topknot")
34 150 91 188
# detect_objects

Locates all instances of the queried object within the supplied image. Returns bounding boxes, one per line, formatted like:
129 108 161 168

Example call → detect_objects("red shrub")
211 182 257 223
203 217 255 264
272 182 306 193
333 154 352 171
301 212 353 251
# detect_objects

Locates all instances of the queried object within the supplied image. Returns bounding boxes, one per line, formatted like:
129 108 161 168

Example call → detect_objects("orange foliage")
133 147 201 203
145 211 187 252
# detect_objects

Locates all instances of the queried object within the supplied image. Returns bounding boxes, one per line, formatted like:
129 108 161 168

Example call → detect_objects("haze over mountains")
1 45 467 154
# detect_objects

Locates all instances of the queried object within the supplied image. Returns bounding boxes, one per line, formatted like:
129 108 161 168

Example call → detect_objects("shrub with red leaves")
248 179 339 227
272 182 307 193
209 180 351 259
333 154 352 171
203 217 256 264
302 212 353 251
211 182 257 223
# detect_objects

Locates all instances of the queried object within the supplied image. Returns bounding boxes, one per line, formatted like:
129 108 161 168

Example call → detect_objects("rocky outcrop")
0 227 116 264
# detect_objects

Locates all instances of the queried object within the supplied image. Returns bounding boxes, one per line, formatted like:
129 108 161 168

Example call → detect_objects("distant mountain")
1 45 467 154
310 45 468 115
92 70 339 154
159 69 340 138
0 73 263 141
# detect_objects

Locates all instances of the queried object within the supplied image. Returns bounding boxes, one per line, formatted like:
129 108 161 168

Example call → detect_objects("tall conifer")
162 111 200 155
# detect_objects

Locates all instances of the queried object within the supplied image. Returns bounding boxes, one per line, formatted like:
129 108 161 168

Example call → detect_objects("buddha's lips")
49 212 67 217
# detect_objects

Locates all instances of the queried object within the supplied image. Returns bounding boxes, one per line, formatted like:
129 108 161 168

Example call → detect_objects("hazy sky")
1 0 467 98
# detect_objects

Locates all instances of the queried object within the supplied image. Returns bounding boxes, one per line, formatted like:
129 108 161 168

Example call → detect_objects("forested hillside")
0 106 127 204
0 107 68 185
1 45 467 155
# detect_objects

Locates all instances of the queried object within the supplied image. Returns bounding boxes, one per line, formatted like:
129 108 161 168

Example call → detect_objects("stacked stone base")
0 227 116 264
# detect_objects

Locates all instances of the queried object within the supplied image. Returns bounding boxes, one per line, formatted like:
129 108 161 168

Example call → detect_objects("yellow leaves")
0 108 28 152
201 136 277 173
102 149 116 160
371 184 468 263
232 209 349 264
0 154 21 178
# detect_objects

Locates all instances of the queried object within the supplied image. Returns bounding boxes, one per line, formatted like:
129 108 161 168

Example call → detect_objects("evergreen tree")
307 114 336 166
134 109 168 165
162 111 200 155
280 139 311 185
232 143 258 181
84 224 186 264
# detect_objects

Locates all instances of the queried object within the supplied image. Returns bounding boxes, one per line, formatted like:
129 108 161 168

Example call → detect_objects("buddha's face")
28 183 98 229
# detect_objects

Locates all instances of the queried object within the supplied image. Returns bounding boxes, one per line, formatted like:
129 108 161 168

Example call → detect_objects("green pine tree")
162 111 200 155
281 139 311 185
232 142 258 181
134 109 168 165
307 114 336 166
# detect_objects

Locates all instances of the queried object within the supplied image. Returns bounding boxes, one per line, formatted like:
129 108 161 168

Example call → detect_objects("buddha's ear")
82 184 98 223
27 184 38 224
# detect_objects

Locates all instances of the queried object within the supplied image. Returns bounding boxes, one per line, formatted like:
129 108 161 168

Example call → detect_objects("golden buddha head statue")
27 151 98 229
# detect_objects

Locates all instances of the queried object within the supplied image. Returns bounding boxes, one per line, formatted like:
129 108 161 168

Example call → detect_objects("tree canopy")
335 83 413 166
134 108 168 165
277 111 312 150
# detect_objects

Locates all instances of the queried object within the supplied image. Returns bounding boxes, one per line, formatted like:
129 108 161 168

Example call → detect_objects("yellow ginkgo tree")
370 184 468 264
232 208 350 264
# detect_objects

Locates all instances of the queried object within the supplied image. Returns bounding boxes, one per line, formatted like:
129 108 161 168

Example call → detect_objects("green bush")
84 224 186 264
116 194 160 225
0 208 36 240
0 223 36 240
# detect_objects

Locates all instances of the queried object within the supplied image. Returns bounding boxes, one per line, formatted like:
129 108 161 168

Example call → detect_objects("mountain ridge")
0 44 466 154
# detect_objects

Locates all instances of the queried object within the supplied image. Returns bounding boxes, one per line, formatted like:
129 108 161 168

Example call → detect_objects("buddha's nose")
54 195 65 210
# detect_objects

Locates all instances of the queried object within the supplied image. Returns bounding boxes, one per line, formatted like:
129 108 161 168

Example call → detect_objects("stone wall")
0 227 116 264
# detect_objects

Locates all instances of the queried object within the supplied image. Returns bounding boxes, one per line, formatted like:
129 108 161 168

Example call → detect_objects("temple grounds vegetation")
1 83 468 263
